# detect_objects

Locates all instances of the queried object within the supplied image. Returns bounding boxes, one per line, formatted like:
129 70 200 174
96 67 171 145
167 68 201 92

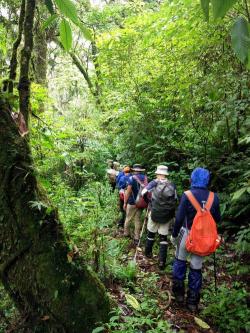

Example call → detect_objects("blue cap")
191 167 210 188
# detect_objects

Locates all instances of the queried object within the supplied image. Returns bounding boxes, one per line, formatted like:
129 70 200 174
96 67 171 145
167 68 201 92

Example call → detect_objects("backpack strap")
133 175 147 186
184 190 201 211
205 191 214 211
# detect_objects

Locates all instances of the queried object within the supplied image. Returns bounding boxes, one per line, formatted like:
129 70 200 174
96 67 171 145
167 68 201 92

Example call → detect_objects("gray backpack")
151 181 176 224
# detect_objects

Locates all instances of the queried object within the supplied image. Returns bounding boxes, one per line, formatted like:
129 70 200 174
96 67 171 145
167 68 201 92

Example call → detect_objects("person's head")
190 167 210 188
155 165 169 179
123 166 131 175
113 161 120 171
106 159 113 168
131 164 145 174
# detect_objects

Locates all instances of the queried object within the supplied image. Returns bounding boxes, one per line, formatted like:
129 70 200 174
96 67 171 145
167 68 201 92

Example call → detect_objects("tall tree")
0 1 110 331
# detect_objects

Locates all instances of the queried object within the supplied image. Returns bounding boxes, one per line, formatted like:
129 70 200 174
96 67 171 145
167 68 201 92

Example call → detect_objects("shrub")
202 283 250 333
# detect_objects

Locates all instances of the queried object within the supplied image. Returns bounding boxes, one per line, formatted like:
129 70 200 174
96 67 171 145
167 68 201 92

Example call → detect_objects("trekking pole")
133 208 149 263
213 252 217 293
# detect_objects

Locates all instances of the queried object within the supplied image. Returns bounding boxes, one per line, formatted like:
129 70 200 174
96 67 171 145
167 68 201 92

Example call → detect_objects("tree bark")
1 1 110 331
8 0 26 93
34 27 48 87
0 99 110 333
18 0 36 127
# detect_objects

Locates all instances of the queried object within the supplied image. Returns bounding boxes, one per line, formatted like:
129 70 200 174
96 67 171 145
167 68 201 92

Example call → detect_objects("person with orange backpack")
171 167 221 312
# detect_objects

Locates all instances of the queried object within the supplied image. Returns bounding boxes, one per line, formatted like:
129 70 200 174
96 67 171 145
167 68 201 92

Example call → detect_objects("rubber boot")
187 267 202 312
159 235 168 270
117 200 125 228
186 289 200 312
145 231 156 258
172 258 187 303
145 239 154 258
172 279 185 303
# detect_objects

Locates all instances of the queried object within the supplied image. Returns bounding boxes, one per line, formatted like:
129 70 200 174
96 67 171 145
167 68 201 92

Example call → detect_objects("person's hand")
123 203 127 211
170 235 178 246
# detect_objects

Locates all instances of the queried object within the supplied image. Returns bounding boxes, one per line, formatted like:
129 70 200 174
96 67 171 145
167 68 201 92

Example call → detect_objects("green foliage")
233 226 250 255
112 260 137 282
59 18 72 51
211 0 238 19
44 0 55 14
0 284 16 332
202 283 250 333
93 290 174 333
200 0 250 66
54 0 78 24
231 16 250 67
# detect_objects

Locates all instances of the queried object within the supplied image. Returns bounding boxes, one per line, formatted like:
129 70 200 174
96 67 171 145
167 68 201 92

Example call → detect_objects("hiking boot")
186 289 200 312
172 279 185 304
158 243 167 271
187 303 198 312
145 238 154 258
117 221 124 228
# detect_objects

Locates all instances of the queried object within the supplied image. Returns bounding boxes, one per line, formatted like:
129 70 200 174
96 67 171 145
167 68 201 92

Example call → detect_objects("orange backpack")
185 191 221 256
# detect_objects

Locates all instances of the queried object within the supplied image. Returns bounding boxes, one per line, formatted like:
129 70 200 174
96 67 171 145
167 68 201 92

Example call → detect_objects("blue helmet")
191 167 210 188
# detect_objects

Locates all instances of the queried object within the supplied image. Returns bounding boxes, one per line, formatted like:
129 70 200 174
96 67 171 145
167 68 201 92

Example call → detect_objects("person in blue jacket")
117 166 131 228
123 164 147 245
170 167 220 311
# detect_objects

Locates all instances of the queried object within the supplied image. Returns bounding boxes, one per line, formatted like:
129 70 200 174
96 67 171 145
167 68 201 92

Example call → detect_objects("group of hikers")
106 161 221 312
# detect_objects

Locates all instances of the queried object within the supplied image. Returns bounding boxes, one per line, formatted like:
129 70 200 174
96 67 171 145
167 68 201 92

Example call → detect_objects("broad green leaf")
78 23 93 41
231 17 250 65
232 187 247 201
125 294 141 311
59 19 72 52
44 0 54 14
194 317 210 329
54 0 78 24
200 0 210 21
42 14 58 30
92 327 105 333
211 0 238 19
54 290 58 299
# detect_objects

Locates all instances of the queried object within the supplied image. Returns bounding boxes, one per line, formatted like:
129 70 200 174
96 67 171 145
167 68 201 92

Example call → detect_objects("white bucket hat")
155 165 169 176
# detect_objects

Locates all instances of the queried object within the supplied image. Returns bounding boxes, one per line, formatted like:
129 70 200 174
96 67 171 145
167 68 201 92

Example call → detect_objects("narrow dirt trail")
107 227 233 333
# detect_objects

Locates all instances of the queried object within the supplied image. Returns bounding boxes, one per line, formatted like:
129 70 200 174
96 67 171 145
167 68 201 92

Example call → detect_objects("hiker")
117 166 131 228
123 164 148 245
106 160 119 191
171 167 221 312
142 165 177 270
116 165 125 188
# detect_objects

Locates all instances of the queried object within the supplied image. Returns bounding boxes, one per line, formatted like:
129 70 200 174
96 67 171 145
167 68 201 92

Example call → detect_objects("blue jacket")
116 171 124 187
127 174 147 205
172 187 221 238
118 174 131 190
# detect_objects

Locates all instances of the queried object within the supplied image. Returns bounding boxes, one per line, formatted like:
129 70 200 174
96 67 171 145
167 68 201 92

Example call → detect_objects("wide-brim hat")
155 165 169 175
132 164 145 172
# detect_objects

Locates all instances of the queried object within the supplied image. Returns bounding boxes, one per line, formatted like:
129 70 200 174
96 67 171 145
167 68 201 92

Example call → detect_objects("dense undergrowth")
0 0 250 331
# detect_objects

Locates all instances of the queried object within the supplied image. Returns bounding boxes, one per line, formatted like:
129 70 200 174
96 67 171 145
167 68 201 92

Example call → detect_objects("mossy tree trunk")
0 1 110 331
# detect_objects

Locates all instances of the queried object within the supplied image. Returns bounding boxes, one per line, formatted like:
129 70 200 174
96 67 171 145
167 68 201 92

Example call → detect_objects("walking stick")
213 252 217 293
133 208 149 263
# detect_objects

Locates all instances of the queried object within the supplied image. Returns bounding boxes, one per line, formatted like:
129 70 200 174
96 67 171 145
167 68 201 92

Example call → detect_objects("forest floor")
0 221 248 333
104 226 248 333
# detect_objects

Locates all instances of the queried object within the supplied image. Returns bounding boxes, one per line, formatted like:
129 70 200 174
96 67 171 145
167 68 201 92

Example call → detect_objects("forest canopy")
0 0 249 332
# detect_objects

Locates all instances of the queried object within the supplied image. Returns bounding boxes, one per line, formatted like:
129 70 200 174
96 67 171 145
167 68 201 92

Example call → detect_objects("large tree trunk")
0 99 110 333
0 0 110 331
